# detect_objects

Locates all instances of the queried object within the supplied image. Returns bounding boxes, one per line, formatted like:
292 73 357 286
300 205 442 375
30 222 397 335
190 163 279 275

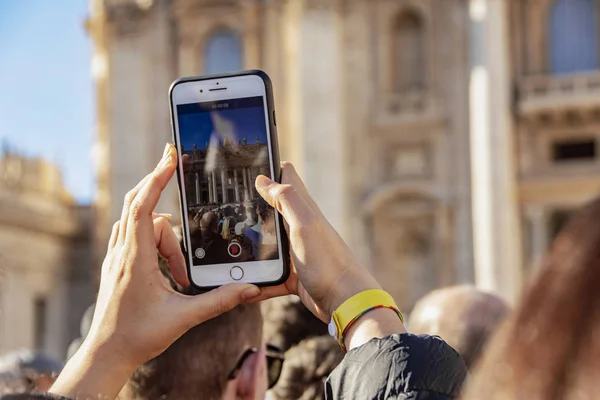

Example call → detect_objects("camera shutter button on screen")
230 266 244 281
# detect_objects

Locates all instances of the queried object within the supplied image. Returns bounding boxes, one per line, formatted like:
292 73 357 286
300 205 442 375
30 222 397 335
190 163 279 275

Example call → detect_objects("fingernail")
255 175 272 189
162 143 171 158
241 285 261 300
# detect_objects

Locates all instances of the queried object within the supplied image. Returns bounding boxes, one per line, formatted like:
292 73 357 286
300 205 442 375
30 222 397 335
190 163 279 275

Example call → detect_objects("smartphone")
169 70 290 289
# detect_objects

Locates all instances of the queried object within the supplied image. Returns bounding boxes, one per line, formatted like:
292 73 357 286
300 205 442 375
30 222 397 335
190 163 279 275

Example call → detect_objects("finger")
154 216 189 287
153 212 173 221
118 174 150 243
125 144 177 236
108 221 120 250
243 284 291 303
182 283 261 326
255 175 315 227
279 162 323 217
118 145 172 242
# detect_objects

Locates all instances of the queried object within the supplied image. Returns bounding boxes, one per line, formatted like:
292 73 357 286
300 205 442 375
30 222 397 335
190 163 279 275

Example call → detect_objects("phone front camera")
200 89 204 93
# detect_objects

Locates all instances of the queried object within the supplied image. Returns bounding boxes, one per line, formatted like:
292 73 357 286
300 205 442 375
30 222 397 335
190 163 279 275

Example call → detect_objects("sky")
0 0 93 203
178 106 268 151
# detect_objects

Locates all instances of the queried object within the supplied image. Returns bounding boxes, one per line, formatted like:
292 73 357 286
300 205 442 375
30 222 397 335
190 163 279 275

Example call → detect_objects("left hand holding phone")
50 143 262 400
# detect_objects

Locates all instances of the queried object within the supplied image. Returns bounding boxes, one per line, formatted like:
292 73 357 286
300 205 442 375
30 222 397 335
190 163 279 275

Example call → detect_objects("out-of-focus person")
199 211 231 264
408 285 509 369
0 351 63 394
269 336 344 400
463 196 600 400
234 205 257 235
262 296 343 399
262 296 329 351
120 286 283 400
220 216 237 241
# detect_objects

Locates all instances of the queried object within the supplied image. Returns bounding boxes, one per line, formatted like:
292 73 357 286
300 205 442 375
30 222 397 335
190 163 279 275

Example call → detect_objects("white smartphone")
169 70 290 289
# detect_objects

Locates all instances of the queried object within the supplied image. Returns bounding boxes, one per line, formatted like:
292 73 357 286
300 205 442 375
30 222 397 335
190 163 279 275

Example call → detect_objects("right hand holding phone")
253 162 382 322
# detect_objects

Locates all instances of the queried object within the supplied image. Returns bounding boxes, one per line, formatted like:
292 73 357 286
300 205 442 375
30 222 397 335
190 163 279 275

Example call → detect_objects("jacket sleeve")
325 334 468 400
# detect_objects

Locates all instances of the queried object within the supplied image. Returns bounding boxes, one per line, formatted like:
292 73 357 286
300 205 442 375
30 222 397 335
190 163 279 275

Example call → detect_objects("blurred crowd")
5 165 600 399
188 199 278 264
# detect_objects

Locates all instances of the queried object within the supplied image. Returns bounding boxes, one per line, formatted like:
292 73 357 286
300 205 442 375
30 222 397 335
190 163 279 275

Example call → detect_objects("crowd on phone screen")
188 199 278 264
7 164 600 399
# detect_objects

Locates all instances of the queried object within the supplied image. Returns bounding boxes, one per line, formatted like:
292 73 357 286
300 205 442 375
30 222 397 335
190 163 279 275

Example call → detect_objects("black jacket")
325 334 467 399
3 334 467 400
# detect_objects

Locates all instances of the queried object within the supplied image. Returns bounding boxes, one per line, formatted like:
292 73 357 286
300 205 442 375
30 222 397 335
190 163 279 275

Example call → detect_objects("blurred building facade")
87 0 600 309
0 147 93 360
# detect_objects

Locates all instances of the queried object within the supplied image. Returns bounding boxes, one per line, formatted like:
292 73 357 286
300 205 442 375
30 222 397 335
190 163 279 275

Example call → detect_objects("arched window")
393 10 427 92
549 0 599 74
204 30 243 74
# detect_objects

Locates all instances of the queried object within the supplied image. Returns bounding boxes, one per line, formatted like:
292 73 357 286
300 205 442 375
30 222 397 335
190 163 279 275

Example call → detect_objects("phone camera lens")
216 82 219 85
200 89 204 93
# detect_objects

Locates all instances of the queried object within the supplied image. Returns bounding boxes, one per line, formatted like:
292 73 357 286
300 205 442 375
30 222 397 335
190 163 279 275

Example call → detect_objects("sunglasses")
228 344 285 389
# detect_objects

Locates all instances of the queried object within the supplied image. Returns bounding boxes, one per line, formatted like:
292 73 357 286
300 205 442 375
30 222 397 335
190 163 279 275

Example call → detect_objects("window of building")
549 0 599 74
552 138 597 162
392 10 427 92
34 297 47 350
204 30 243 74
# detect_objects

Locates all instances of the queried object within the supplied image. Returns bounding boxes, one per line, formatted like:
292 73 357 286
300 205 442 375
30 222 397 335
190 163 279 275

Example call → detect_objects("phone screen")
176 96 280 267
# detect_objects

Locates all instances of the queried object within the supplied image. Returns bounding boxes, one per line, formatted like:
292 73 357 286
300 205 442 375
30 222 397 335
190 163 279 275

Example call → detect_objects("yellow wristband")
328 289 404 351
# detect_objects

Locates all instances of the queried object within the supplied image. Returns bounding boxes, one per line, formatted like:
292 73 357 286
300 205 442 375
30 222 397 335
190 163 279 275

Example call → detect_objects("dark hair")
270 336 344 400
464 196 600 399
262 296 328 351
200 211 219 233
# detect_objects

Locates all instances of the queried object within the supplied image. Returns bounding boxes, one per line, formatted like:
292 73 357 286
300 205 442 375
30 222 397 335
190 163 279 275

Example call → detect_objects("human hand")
251 162 382 322
50 144 261 399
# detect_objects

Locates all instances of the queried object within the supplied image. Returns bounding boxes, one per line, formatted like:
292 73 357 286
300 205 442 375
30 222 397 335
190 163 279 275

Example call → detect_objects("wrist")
325 271 381 317
50 338 138 399
344 307 406 351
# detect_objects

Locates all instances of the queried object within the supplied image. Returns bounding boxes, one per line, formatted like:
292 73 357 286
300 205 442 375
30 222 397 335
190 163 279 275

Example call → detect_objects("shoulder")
326 333 467 399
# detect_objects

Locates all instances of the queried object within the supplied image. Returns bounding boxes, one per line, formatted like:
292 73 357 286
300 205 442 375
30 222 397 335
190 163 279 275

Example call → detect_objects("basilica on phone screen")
86 0 600 315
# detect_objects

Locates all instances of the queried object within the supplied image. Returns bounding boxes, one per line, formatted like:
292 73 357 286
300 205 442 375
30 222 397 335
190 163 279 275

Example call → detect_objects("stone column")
242 167 249 202
233 169 240 202
211 170 218 203
195 172 201 205
527 206 548 268
221 169 227 203
469 0 522 303
283 1 347 238
247 167 254 200
208 171 213 202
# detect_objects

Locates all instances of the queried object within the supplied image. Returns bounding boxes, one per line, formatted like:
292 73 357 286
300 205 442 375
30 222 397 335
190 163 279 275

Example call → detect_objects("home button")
230 266 244 281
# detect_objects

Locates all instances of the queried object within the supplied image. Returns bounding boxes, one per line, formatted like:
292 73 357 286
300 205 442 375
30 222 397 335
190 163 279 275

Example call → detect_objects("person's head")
245 206 257 222
200 211 220 234
262 296 328 351
409 285 509 369
258 206 273 228
221 216 236 241
269 336 344 400
121 286 266 400
223 206 234 218
0 350 63 394
463 196 600 400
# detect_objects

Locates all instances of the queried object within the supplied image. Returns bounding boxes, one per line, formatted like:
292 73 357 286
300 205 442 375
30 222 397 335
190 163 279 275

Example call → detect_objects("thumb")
182 283 261 325
255 175 310 226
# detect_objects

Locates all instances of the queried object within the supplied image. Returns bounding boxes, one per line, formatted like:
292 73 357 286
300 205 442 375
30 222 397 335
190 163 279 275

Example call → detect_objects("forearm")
49 341 136 400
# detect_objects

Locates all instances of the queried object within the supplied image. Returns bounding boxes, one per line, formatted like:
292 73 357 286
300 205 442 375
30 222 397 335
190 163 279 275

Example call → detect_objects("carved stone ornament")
105 1 153 36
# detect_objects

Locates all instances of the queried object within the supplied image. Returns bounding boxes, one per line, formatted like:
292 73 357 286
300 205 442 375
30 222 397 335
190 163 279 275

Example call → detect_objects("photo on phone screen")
176 96 279 268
